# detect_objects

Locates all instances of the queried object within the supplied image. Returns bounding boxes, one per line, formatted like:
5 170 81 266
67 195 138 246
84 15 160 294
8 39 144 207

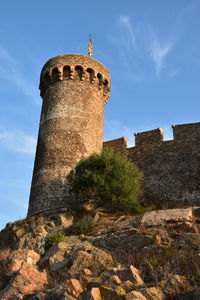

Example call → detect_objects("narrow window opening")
97 73 103 85
75 65 83 79
86 68 95 82
63 66 71 79
52 68 59 81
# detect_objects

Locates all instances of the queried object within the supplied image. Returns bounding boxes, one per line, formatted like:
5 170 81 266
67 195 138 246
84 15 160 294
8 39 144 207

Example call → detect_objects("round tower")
28 54 110 216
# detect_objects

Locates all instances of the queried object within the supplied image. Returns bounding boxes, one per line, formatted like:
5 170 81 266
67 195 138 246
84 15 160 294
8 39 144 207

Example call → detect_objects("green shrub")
44 231 65 251
67 147 142 212
74 216 96 234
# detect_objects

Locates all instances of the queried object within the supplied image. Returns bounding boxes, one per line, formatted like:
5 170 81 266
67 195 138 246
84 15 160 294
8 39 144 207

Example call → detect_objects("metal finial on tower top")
88 34 93 57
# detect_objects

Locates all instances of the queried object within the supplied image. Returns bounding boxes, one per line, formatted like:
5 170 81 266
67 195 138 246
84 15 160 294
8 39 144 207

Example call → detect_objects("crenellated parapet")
103 137 128 152
172 122 200 143
104 122 200 152
28 49 200 214
134 128 164 146
104 121 200 207
133 122 200 146
104 122 200 149
39 54 111 103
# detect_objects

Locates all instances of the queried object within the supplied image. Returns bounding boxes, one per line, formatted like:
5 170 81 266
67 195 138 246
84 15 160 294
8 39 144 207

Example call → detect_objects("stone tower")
28 54 110 216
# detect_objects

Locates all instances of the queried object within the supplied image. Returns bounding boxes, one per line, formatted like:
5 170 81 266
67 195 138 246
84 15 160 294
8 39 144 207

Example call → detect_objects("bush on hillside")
67 147 142 212
73 216 98 234
44 231 66 251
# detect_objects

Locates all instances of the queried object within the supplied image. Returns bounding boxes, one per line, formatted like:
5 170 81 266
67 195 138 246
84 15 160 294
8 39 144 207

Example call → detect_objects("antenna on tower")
88 34 93 57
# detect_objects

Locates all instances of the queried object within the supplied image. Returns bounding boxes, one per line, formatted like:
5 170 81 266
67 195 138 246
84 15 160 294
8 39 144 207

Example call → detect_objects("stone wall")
28 54 110 216
103 137 128 152
104 122 200 207
28 53 200 215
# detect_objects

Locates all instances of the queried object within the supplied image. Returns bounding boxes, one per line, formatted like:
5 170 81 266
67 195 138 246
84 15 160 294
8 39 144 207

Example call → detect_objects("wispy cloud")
107 14 145 82
0 128 36 154
108 15 176 79
0 46 39 103
118 15 137 52
149 35 174 75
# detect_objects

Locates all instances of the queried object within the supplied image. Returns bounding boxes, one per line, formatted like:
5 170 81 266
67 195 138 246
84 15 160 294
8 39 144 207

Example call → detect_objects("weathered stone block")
141 207 193 226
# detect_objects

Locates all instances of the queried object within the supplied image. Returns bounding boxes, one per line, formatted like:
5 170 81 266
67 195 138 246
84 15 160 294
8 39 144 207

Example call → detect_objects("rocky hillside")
0 207 200 299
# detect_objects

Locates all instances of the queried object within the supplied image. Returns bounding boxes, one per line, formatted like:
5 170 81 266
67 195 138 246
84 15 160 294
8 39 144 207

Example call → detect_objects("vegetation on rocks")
0 208 200 299
67 147 142 213
44 231 66 251
70 215 101 234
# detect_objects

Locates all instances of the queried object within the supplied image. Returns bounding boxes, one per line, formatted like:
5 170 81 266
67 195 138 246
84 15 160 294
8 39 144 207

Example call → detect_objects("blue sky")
0 0 200 229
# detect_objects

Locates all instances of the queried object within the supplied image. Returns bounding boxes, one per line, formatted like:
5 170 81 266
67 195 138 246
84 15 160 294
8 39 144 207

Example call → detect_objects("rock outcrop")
0 208 200 299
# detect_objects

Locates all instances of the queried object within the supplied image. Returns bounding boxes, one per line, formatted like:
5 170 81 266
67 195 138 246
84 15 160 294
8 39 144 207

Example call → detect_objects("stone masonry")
104 122 200 207
28 54 110 216
28 52 200 216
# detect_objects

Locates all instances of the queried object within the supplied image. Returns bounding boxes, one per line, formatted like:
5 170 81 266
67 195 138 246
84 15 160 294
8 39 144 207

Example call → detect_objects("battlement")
104 122 200 150
172 122 200 143
133 122 200 146
103 137 128 152
104 121 200 207
134 128 164 146
39 54 111 102
28 49 200 215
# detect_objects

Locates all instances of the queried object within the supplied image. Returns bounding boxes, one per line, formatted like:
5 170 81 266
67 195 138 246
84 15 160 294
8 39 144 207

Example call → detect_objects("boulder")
42 242 71 271
0 216 55 254
94 232 154 256
117 265 144 286
141 208 193 226
69 250 94 276
69 243 114 276
0 263 48 299
105 275 122 288
4 249 40 276
66 278 83 297
50 214 74 229
88 287 102 300
41 238 114 276
83 268 93 275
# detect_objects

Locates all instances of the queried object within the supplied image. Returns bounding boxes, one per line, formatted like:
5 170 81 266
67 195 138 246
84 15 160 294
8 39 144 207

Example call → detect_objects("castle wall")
134 128 164 146
28 52 200 215
28 54 110 216
103 137 128 152
172 122 200 143
104 123 200 207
